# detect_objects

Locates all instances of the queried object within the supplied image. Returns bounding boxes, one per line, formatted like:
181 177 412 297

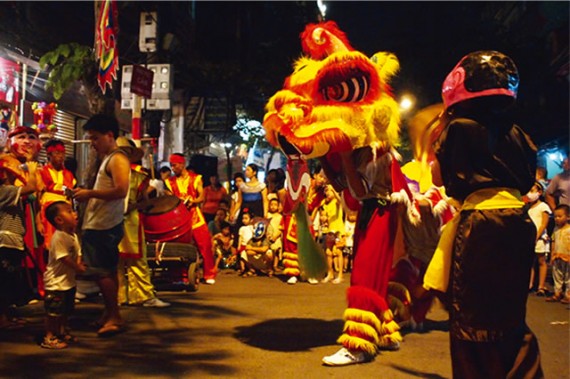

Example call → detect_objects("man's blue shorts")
81 222 124 277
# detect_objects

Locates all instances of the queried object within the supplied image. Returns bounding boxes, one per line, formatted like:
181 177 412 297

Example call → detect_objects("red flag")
95 0 119 94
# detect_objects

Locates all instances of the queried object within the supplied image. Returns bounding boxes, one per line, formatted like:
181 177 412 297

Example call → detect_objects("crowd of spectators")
1 116 568 350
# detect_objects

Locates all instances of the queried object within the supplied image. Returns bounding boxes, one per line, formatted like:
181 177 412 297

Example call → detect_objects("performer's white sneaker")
143 298 171 308
322 347 371 366
287 276 298 285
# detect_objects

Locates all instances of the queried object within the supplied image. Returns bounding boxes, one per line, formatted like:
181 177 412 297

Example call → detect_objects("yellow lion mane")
263 47 401 160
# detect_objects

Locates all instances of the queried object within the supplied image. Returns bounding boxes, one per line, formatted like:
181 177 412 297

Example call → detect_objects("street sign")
130 64 154 98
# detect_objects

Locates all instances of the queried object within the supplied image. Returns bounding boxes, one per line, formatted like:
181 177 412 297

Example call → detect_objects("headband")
8 125 39 138
169 154 186 165
46 144 65 154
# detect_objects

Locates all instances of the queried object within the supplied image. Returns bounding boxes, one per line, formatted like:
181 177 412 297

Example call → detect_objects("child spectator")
322 231 344 284
242 219 273 277
546 204 570 304
266 197 283 272
208 207 229 236
237 208 254 275
313 207 329 245
41 201 86 349
526 182 552 295
321 184 345 235
342 210 357 273
212 221 236 270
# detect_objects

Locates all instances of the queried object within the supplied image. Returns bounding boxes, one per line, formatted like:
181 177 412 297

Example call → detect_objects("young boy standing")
546 204 570 304
42 201 86 349
237 209 253 275
266 198 283 272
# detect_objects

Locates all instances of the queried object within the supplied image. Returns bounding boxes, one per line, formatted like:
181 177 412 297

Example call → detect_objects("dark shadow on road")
1 325 240 378
235 318 343 352
0 294 248 378
388 364 449 378
400 318 450 337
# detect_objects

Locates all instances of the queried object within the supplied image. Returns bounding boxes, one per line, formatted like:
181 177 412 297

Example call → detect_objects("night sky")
0 1 567 146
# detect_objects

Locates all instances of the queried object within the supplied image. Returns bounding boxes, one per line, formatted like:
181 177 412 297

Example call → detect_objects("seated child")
242 219 274 277
41 201 86 349
212 221 237 269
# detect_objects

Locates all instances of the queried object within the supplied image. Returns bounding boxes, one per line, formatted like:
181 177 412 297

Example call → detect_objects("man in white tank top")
72 114 130 337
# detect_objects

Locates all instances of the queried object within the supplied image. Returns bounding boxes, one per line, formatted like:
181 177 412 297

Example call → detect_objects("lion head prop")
262 21 405 279
263 21 401 161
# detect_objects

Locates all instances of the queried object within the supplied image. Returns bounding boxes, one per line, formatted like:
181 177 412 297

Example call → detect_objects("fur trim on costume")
378 330 403 347
338 334 379 355
282 250 300 277
343 320 380 344
381 318 400 336
343 308 382 332
300 21 354 60
339 307 402 354
391 189 421 225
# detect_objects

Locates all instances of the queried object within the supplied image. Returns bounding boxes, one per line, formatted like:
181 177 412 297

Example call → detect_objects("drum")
139 195 193 243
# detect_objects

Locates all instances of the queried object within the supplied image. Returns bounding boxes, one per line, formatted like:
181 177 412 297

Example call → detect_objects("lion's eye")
321 75 369 102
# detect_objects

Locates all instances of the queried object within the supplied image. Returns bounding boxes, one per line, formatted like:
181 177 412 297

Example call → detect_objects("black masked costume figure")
424 51 543 378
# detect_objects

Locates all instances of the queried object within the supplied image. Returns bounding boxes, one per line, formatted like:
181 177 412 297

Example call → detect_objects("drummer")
164 153 217 285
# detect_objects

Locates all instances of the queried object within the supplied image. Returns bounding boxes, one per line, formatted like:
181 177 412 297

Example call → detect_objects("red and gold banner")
95 0 119 94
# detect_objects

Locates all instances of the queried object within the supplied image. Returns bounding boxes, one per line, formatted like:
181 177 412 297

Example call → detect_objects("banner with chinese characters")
94 0 119 94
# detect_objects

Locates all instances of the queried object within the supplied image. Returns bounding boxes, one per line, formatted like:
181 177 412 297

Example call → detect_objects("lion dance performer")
388 160 455 331
0 126 45 299
263 21 419 366
39 139 76 252
424 51 543 378
165 153 216 284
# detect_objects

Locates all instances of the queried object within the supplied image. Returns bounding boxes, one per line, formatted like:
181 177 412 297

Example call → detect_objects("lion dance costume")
263 21 420 365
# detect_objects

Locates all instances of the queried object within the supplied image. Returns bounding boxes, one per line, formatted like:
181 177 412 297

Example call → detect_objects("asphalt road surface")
1 270 568 378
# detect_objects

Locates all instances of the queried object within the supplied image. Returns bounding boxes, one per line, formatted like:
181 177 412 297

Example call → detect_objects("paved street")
1 270 568 379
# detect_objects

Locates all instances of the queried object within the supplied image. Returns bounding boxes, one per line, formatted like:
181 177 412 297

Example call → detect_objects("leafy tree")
39 43 113 115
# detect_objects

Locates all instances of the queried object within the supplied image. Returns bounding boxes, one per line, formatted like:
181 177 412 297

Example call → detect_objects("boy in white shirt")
41 201 86 349
237 209 254 275
266 198 283 272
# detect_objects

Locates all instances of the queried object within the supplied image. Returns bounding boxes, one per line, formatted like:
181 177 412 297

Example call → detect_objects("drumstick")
149 153 155 179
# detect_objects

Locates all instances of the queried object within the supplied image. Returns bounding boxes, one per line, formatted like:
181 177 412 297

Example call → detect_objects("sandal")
242 270 257 278
97 324 125 337
546 294 562 302
561 297 570 305
536 288 547 297
41 336 68 349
